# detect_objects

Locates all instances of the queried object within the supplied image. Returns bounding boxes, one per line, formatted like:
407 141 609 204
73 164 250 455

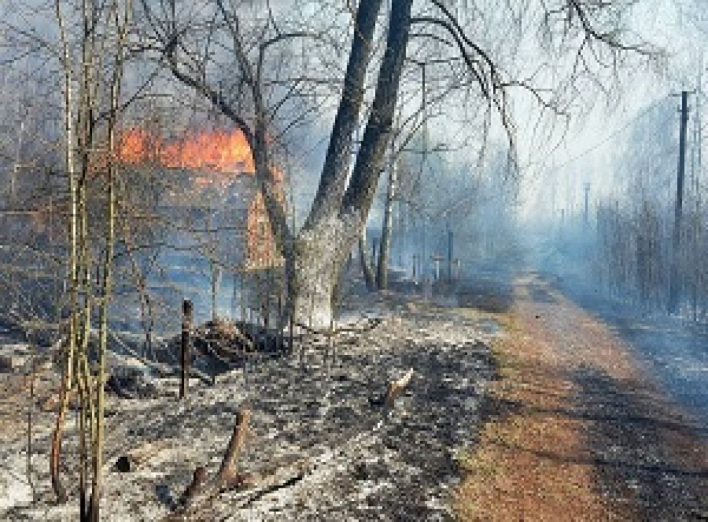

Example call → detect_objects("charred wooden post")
266 266 273 336
431 253 443 281
216 408 251 485
277 267 287 354
180 299 193 400
178 466 207 508
288 306 295 357
447 229 453 284
331 322 336 368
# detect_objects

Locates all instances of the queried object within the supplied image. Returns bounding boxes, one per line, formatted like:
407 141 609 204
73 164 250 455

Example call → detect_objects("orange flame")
117 128 255 175
117 127 154 165
116 126 285 267
161 130 255 173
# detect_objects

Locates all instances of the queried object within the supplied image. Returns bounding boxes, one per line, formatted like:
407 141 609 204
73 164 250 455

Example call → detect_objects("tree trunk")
359 226 375 291
377 154 398 290
287 0 413 328
51 1 77 502
289 213 360 329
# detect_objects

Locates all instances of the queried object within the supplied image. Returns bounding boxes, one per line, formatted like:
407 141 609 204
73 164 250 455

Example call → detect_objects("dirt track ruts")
455 273 708 521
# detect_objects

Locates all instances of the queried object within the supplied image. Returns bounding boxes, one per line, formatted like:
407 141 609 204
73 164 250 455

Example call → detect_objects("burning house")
118 127 284 270
112 127 286 329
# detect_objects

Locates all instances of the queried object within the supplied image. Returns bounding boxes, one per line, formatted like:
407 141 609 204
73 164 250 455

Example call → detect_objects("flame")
117 127 154 165
161 130 255 173
117 128 255 175
116 126 285 267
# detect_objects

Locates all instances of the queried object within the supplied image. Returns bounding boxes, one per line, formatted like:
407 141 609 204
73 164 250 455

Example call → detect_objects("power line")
553 100 667 170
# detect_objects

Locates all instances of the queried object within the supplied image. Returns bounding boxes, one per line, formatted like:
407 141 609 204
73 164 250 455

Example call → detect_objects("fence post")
180 299 193 399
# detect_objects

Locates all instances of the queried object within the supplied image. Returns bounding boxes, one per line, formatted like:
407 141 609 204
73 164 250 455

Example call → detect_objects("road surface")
457 272 708 520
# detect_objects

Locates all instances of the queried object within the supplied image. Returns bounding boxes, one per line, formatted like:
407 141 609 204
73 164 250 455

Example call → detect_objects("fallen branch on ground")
295 317 383 337
384 368 414 407
166 366 416 518
170 407 251 515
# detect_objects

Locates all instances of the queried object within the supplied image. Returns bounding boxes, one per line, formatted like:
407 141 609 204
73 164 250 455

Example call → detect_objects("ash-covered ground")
0 289 502 521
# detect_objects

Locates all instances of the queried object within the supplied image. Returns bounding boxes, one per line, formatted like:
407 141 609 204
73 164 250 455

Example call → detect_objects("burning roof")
117 126 284 268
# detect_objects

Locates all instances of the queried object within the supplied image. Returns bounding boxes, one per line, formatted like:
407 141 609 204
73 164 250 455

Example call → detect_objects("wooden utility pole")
371 236 378 269
447 228 453 283
669 91 689 314
377 149 398 290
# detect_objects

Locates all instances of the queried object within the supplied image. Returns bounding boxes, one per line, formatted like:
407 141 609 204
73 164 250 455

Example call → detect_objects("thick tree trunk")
286 0 413 328
289 213 360 329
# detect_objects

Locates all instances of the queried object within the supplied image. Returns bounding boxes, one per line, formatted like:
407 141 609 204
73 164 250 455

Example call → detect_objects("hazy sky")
519 0 708 222
2 0 704 228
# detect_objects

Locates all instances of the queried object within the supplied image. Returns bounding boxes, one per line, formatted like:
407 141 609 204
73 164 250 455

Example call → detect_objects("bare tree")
136 0 651 328
47 1 132 519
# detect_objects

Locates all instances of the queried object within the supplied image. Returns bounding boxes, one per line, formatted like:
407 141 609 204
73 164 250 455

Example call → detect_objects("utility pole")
447 227 453 283
669 91 689 314
583 183 590 225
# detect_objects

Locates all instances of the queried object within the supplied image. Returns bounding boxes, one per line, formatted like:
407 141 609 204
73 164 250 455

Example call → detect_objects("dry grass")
454 275 708 521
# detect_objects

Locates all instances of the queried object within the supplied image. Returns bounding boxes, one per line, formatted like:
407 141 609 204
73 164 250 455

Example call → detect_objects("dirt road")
456 273 708 521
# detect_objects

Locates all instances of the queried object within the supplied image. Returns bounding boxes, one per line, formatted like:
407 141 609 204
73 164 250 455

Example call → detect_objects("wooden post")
216 408 251 484
289 307 295 357
277 273 284 354
180 299 193 400
669 91 689 314
431 254 443 281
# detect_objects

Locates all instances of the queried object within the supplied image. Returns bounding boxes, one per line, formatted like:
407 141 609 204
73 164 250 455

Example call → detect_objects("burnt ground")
0 289 500 521
5 270 706 521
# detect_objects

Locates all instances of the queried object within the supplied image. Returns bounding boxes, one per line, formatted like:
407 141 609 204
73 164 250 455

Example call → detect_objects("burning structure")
0 125 286 333
118 127 284 269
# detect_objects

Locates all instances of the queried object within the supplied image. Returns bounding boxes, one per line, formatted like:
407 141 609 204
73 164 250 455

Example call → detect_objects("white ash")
1 302 499 521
